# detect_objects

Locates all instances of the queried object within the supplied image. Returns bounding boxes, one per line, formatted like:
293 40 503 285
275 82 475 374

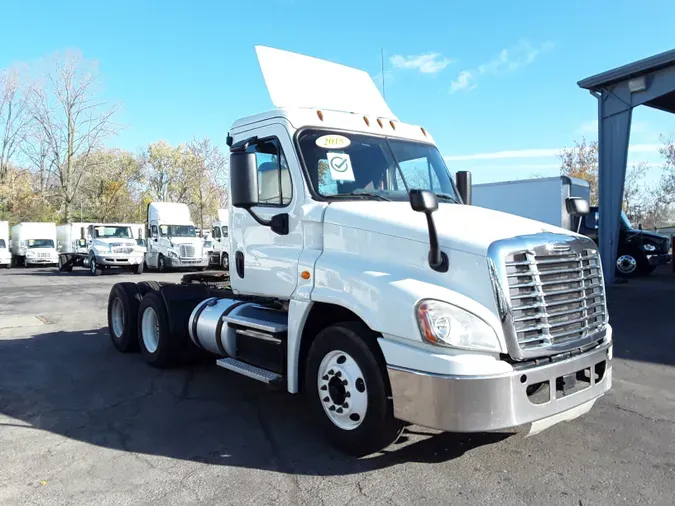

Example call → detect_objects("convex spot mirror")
565 197 590 216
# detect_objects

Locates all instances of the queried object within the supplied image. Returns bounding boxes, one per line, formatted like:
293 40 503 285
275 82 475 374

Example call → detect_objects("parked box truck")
10 222 58 267
0 221 10 268
57 222 146 275
473 176 671 277
145 202 208 271
105 46 612 456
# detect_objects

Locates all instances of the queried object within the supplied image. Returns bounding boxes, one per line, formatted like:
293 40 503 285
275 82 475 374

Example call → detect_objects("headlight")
167 250 178 258
643 243 656 252
26 251 35 257
415 300 501 352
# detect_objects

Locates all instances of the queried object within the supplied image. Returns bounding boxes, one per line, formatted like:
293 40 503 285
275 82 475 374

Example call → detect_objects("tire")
196 267 206 272
615 252 646 278
108 283 142 353
90 254 103 276
133 261 144 275
5 262 10 269
137 291 180 368
221 253 229 270
157 255 166 273
305 322 403 456
136 280 169 296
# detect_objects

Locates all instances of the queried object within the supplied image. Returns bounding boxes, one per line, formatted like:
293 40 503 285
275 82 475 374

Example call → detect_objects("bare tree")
187 137 228 231
559 137 599 205
0 66 31 182
28 51 119 222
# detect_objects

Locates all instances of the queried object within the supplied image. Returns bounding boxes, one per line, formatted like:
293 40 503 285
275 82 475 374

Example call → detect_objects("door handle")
235 251 245 278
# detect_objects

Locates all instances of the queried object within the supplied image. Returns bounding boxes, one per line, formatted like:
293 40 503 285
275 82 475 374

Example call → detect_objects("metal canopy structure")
578 49 675 283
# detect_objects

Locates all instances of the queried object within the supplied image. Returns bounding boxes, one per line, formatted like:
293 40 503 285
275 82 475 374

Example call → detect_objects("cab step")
216 357 284 385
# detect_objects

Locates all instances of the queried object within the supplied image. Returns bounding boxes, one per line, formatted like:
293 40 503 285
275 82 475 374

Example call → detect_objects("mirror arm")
425 213 449 272
244 208 289 236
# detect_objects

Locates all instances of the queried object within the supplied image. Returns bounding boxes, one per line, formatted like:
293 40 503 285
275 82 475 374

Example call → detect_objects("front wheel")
221 253 229 270
133 261 144 275
616 253 641 278
90 255 103 276
305 322 403 456
157 254 166 273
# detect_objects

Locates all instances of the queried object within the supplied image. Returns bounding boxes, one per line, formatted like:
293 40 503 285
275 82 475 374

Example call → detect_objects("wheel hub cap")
617 255 637 274
317 350 368 430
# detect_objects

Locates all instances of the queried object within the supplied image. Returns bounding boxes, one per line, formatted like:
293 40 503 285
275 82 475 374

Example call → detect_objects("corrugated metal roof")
578 49 675 90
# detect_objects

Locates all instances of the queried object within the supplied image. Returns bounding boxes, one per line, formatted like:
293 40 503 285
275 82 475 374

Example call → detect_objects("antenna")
380 47 385 99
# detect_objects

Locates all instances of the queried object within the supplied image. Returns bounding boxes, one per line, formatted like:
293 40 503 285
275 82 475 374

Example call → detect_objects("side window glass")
248 139 292 206
151 225 158 238
212 227 220 239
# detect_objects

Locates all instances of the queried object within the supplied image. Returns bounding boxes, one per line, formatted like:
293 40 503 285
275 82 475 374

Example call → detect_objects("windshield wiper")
434 192 459 204
331 191 392 201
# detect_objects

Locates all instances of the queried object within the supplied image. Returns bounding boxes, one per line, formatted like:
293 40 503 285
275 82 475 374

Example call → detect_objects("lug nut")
336 407 343 413
335 371 342 378
329 405 336 411
328 369 334 375
322 375 329 381
320 385 327 391
345 392 350 398
342 403 349 409
323 397 329 403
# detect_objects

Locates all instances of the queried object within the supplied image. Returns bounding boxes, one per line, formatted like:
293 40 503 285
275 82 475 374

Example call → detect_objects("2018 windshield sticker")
327 152 355 182
316 134 351 149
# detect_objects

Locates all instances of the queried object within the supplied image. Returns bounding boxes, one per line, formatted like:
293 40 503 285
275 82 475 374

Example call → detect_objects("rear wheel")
305 322 403 456
137 291 179 368
107 283 142 352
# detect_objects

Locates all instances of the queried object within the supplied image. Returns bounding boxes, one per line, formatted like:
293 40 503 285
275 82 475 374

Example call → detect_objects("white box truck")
207 208 230 269
105 47 612 456
0 221 11 268
57 222 146 275
473 176 672 277
10 222 58 267
145 202 208 271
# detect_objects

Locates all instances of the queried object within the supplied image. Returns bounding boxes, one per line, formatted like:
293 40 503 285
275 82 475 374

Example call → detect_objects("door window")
246 138 292 206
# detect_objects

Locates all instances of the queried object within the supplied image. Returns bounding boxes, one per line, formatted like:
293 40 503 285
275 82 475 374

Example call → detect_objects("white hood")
323 201 575 257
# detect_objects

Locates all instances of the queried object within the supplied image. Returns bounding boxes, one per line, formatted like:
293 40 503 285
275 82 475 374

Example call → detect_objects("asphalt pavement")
0 265 674 505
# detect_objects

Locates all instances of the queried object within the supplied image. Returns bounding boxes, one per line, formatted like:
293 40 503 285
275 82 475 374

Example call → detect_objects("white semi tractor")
0 221 10 268
208 208 230 269
57 222 146 275
10 222 58 267
145 202 209 271
106 47 612 456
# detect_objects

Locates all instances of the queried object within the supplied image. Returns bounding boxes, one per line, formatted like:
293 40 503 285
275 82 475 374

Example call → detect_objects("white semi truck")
10 222 58 267
145 202 209 271
57 222 146 275
207 208 230 269
0 221 11 268
106 47 612 456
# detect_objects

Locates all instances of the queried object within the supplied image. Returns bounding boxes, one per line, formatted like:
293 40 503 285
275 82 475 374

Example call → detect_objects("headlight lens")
416 300 501 352
26 251 35 257
167 250 178 258
643 243 656 252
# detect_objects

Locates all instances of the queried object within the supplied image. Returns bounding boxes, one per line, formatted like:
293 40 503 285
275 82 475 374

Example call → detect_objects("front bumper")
387 341 612 432
166 256 209 268
0 256 10 265
97 254 144 266
647 253 671 266
26 257 58 265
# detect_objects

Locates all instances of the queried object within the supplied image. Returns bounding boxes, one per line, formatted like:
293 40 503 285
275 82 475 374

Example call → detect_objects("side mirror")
455 171 472 205
78 239 87 248
409 189 448 273
565 197 590 216
230 152 259 208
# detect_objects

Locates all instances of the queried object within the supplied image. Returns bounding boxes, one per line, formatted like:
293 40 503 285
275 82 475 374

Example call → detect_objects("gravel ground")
0 266 673 506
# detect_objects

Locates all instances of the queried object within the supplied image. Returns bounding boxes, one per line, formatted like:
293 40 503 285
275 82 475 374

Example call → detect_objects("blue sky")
1 0 674 184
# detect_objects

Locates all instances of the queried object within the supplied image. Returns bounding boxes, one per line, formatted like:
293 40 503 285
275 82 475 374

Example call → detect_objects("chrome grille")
113 247 133 254
37 252 51 258
505 248 606 351
179 244 196 258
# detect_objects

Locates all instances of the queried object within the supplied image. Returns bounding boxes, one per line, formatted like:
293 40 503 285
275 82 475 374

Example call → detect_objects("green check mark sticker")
330 156 348 172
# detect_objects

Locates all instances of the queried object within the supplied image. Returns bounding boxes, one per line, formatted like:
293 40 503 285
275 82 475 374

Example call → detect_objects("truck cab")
145 202 209 271
208 209 230 269
580 207 672 277
10 222 58 267
86 224 146 275
106 46 612 456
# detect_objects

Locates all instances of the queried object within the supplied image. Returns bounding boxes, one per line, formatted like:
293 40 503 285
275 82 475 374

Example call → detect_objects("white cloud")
444 143 661 162
449 39 555 94
450 70 476 93
389 52 452 74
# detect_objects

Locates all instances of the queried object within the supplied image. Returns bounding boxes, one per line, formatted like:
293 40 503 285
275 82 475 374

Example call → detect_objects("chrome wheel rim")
617 255 637 274
111 298 124 338
90 258 96 274
141 306 160 353
317 350 367 430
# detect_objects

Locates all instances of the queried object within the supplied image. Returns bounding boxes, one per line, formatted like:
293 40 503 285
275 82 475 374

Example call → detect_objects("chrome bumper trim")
387 342 612 432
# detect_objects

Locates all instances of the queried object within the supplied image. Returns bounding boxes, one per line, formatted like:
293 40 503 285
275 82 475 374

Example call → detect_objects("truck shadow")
0 326 511 475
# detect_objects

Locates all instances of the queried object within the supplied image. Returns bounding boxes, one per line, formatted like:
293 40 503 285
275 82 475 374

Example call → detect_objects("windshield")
94 226 132 239
221 226 228 238
160 225 195 237
27 239 54 249
0 239 5 249
297 130 460 202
